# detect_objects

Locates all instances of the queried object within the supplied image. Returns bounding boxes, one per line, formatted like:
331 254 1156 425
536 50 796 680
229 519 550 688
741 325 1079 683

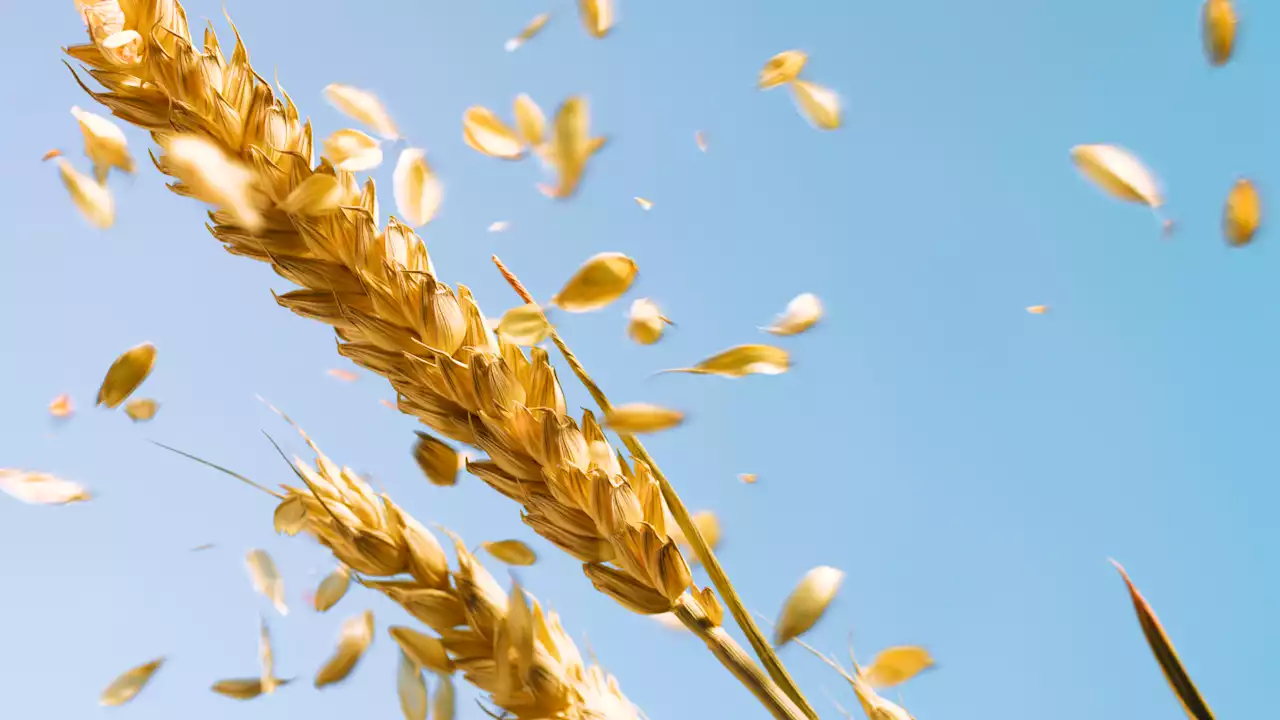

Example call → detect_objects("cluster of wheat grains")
271 419 636 719
63 1 813 718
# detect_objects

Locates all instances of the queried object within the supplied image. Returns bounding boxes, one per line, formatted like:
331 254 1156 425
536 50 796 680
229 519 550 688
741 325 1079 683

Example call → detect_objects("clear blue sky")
2 0 1277 718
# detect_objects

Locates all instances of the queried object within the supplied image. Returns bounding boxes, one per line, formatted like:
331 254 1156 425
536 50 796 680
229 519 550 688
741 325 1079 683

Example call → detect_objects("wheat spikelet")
275 426 637 719
63 3 807 717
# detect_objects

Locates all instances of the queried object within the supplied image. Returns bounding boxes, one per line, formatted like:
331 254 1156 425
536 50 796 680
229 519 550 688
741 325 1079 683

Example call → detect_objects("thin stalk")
674 594 807 720
491 255 817 719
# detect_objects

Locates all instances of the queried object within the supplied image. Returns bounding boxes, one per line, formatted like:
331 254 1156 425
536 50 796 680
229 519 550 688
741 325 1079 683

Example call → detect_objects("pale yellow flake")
322 128 383 172
462 107 524 159
0 470 91 505
659 344 790 378
245 549 289 616
759 50 807 89
314 610 375 688
505 13 550 52
100 658 164 706
1224 178 1260 247
481 539 539 566
764 292 823 336
97 342 156 408
551 252 638 312
627 298 672 345
57 159 114 229
71 105 133 182
496 303 553 346
789 80 842 130
578 0 614 38
604 403 686 434
393 148 443 227
161 135 261 231
1203 0 1237 66
323 84 399 140
773 565 844 645
124 398 159 422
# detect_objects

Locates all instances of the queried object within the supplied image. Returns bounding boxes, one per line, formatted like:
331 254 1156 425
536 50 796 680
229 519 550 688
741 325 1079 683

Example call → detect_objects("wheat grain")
62 3 807 716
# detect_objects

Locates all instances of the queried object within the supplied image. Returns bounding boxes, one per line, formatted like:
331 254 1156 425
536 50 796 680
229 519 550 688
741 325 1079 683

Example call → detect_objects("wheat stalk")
62 2 809 717
267 419 636 719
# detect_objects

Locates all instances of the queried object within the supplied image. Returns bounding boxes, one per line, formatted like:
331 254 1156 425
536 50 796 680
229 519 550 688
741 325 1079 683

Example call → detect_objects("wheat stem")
492 255 817 719
674 594 808 720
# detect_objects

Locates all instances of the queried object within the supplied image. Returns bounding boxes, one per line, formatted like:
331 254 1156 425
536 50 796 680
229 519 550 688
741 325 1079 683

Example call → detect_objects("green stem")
491 256 818 720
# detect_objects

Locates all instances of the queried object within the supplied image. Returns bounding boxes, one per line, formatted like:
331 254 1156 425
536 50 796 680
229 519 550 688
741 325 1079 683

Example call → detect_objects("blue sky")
2 0 1277 718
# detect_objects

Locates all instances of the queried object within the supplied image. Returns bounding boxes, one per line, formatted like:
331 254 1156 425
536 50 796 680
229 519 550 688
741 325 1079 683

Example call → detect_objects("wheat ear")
61 2 809 717
273 424 638 719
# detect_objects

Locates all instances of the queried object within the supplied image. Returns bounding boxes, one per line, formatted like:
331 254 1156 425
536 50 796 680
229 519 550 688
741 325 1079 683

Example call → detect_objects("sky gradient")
2 0 1277 718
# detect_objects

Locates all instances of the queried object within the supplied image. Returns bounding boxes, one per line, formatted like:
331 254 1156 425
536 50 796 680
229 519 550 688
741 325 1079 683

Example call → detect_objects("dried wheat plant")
63 1 812 717
270 416 637 719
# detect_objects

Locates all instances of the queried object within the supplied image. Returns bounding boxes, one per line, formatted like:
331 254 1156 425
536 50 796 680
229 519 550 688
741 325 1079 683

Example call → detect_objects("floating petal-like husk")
100 657 164 706
49 393 74 419
393 148 443 228
323 128 383 172
314 566 351 612
397 650 428 720
315 610 375 688
323 84 399 139
496 303 552 346
604 403 686 434
71 105 133 182
627 298 672 345
1070 144 1163 209
578 0 614 38
765 293 823 336
862 646 935 688
1224 178 1260 247
0 470 91 505
551 252 638 312
259 616 278 694
389 626 455 675
789 80 842 130
433 674 456 720
413 432 462 487
124 398 159 422
160 134 262 231
1202 0 1237 66
513 94 546 147
57 159 114 229
246 549 289 615
759 50 807 89
773 566 844 645
481 539 539 566
541 97 595 198
463 107 524 159
505 13 550 52
660 344 790 378
97 342 156 408
210 677 292 700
